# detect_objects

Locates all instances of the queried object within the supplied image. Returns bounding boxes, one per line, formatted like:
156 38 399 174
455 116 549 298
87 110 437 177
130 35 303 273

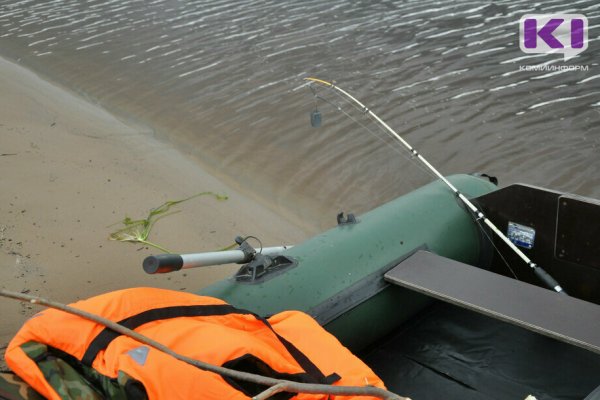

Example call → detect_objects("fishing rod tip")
304 77 333 86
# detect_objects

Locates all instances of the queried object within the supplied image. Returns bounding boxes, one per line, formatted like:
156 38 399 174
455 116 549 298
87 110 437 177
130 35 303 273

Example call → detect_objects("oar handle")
143 246 293 274
143 254 185 274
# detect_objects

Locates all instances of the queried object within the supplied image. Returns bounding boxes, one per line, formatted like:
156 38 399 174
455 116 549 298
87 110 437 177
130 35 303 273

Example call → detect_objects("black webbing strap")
82 304 248 365
252 313 340 384
81 303 340 385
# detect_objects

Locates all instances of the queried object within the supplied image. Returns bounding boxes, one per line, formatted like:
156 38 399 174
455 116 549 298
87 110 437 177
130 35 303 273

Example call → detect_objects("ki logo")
519 14 588 61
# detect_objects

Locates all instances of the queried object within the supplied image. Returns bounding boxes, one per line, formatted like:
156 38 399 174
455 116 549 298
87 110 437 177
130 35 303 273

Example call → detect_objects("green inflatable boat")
144 173 600 399
2 173 600 399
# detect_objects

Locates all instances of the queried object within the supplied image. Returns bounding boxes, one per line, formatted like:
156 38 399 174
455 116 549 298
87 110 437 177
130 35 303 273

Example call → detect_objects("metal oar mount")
305 77 566 295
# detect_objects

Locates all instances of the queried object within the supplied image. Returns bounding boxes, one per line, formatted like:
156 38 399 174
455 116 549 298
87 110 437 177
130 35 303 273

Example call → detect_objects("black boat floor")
360 302 600 400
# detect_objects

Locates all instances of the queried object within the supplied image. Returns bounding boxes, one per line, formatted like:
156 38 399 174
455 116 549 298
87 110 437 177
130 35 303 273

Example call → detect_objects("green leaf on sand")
109 192 228 253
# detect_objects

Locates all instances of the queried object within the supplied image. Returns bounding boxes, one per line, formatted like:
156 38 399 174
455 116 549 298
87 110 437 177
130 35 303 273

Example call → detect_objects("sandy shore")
0 56 317 359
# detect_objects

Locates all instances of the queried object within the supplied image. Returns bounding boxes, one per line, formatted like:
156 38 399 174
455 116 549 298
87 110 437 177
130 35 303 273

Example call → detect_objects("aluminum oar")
143 246 293 274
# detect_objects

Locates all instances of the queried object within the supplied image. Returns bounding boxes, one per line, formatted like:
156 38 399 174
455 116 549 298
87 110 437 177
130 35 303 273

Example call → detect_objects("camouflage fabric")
0 372 44 400
0 342 148 400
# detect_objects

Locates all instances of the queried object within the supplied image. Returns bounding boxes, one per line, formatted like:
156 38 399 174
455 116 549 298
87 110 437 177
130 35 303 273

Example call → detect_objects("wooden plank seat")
384 250 600 355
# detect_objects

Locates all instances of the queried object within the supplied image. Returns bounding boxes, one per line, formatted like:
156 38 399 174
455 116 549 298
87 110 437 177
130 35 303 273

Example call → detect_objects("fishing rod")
305 77 566 295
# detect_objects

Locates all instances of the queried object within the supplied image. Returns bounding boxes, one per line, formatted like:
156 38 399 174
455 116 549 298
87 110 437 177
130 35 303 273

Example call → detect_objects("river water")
1 0 599 228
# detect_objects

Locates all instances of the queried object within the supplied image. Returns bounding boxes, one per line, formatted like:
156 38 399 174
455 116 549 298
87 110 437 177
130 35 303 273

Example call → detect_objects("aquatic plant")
109 192 228 253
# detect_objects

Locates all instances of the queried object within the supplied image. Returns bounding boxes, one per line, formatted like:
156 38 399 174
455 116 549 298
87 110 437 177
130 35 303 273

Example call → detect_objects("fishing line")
309 84 439 182
315 96 436 180
312 82 413 154
309 85 436 178
315 83 391 133
472 212 519 280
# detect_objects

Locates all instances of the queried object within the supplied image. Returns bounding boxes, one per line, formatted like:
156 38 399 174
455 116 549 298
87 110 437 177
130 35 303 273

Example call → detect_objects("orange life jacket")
6 287 385 399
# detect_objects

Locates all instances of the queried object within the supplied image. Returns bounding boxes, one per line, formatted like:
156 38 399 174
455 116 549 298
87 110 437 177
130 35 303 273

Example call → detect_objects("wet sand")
0 56 316 362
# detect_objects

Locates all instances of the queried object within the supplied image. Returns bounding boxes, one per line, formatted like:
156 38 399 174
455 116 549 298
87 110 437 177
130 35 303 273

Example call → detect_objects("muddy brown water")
0 0 599 227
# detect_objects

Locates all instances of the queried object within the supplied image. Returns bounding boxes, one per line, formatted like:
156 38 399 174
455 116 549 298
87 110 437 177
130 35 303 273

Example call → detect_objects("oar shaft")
143 246 293 274
306 77 565 294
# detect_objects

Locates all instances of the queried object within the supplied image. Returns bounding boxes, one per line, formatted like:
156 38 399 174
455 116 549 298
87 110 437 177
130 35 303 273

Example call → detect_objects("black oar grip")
143 254 184 274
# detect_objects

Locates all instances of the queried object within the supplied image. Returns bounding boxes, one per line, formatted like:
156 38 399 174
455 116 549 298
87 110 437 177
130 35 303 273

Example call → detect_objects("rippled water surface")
1 0 599 227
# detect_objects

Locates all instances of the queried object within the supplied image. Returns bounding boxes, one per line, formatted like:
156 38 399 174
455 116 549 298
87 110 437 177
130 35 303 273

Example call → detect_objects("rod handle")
534 266 567 295
143 254 183 274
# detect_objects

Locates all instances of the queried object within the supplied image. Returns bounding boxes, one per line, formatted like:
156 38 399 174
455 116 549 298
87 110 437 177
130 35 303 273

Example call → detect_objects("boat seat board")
384 250 600 355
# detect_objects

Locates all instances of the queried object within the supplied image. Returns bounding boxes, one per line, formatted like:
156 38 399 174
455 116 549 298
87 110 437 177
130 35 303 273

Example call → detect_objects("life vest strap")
81 303 339 386
253 313 339 384
82 304 249 365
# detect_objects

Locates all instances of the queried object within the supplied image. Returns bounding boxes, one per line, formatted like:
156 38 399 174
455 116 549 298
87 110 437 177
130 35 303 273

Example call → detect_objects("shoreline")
0 51 331 237
0 56 317 355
